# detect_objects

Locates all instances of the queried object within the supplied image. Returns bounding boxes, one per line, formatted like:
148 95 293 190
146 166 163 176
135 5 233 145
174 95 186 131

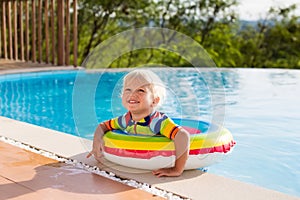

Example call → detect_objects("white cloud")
237 0 300 20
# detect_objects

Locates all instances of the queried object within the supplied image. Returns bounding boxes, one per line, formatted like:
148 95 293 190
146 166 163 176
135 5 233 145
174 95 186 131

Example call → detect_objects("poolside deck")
0 141 163 200
0 59 78 75
1 61 300 200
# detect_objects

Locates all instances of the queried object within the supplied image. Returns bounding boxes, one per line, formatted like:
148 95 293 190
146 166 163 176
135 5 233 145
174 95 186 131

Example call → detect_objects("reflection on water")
0 68 299 197
209 68 300 198
0 72 76 134
269 71 298 86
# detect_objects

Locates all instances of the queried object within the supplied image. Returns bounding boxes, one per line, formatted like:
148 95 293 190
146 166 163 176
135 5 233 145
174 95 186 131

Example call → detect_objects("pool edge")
0 116 299 200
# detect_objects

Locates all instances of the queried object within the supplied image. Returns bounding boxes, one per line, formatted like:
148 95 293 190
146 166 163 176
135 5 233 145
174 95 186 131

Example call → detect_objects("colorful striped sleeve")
103 112 130 131
160 117 181 140
103 117 121 131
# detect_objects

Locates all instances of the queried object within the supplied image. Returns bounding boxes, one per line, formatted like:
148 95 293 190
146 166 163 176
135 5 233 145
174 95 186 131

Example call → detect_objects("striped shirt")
103 111 180 139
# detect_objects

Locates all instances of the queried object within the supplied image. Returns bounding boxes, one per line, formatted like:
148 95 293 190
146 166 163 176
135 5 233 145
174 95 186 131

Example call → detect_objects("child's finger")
86 152 93 158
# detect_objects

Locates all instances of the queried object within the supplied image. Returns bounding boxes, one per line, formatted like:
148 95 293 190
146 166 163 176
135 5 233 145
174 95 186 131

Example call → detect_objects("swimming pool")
0 68 299 197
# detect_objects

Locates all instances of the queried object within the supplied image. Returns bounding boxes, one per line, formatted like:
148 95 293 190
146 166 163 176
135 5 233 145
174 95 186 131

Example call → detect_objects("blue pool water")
0 68 299 197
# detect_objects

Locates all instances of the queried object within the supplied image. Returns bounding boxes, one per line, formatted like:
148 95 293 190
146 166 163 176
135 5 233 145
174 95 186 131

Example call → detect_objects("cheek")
121 99 129 110
145 94 154 104
121 94 127 103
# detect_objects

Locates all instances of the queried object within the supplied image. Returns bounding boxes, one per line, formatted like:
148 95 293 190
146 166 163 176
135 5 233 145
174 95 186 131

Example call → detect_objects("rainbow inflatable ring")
103 118 236 170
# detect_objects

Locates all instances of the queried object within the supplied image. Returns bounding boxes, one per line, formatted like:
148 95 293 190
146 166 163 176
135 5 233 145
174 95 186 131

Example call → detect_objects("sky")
237 0 300 20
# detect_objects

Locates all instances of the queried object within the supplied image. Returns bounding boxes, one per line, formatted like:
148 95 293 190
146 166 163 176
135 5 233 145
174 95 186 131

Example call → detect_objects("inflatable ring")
103 118 236 170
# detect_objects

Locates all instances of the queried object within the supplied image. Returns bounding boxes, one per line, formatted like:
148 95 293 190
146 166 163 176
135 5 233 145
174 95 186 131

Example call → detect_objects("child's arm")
86 123 109 161
152 128 190 177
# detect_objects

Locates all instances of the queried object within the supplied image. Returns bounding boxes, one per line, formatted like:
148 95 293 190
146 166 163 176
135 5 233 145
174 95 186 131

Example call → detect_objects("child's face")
122 79 158 117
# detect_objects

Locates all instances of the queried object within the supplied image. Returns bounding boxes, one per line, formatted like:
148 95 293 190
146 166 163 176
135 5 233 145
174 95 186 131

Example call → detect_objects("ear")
152 97 160 107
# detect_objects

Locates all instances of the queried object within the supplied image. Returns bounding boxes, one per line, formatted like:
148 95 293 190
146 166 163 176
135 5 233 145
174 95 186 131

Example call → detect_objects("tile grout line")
0 174 37 193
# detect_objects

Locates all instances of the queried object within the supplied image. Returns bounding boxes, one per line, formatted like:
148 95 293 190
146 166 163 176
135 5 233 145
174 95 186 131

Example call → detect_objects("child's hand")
152 167 183 177
152 129 189 177
86 139 104 162
86 123 107 162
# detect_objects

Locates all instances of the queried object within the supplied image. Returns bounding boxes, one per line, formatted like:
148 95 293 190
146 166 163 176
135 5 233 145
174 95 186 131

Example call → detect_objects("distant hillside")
238 20 274 30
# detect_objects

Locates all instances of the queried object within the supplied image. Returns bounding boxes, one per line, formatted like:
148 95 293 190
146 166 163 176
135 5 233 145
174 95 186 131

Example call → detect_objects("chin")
127 106 139 112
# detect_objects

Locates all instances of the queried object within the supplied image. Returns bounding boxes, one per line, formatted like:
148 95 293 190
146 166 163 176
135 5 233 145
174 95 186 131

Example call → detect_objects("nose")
123 89 136 99
128 90 138 98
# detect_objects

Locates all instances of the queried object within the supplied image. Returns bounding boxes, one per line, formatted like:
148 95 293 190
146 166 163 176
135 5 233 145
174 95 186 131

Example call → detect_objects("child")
87 69 190 177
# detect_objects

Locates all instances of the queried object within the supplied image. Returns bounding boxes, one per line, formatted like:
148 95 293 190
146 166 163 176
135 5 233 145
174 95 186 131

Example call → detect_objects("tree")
77 0 242 68
263 5 300 68
76 0 299 69
77 0 154 65
237 4 300 68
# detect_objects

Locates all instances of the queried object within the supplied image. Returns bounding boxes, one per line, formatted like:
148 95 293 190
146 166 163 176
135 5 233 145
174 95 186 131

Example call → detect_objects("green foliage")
199 23 242 67
109 49 191 68
76 0 300 69
236 4 300 68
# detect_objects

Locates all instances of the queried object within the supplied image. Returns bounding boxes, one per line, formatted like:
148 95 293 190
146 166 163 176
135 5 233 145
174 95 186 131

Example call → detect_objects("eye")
124 88 131 93
137 88 146 93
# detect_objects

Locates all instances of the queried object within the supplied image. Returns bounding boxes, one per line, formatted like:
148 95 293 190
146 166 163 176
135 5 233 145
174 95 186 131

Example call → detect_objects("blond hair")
123 69 166 107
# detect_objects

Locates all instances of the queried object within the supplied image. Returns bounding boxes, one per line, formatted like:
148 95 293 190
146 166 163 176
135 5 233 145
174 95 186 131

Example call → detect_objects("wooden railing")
0 0 78 67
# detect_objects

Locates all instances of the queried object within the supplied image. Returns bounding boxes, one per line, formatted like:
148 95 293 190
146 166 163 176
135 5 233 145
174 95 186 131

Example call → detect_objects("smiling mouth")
128 100 140 104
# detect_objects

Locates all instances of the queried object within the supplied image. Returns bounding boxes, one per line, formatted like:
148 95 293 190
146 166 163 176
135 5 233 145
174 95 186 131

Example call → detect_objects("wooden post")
73 0 78 67
25 0 29 61
57 0 64 65
51 0 55 65
0 11 1 58
65 0 70 66
7 1 13 59
32 0 36 62
19 0 24 61
13 0 18 60
0 1 1 58
45 0 49 63
1 1 7 59
38 0 42 63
